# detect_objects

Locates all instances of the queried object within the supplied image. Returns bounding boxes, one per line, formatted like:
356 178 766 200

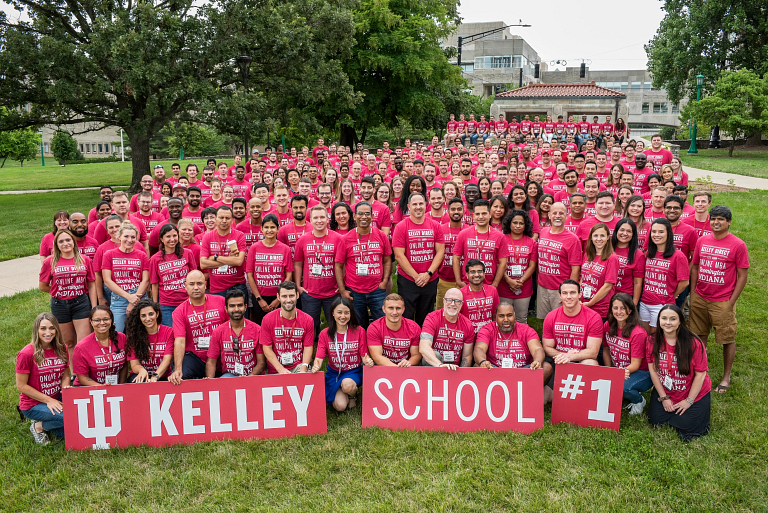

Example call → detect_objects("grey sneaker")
628 396 647 416
29 421 49 445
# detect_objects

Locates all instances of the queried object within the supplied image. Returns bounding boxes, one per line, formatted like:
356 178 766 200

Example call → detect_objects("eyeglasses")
468 270 485 275
91 318 111 324
443 298 463 305
356 212 372 217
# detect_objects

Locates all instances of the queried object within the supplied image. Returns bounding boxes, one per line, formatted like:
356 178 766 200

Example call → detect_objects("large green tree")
0 109 41 167
0 0 355 189
313 0 466 147
645 0 768 106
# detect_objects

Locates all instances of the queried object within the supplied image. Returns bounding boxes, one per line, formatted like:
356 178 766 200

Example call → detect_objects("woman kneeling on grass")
311 297 374 411
16 313 71 444
647 304 711 442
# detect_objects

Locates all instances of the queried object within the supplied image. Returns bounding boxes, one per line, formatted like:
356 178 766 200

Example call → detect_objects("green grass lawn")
0 158 214 191
1 191 767 510
682 148 768 179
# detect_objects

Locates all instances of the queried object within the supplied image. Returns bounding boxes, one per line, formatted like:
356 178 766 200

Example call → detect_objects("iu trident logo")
73 389 124 449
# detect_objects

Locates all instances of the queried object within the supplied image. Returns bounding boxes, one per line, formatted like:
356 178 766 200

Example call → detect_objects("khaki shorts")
435 278 457 310
537 285 562 320
688 291 737 345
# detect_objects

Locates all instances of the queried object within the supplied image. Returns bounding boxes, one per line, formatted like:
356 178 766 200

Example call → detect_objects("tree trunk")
1 156 7 168
339 125 358 149
745 131 763 147
729 138 735 157
127 131 151 193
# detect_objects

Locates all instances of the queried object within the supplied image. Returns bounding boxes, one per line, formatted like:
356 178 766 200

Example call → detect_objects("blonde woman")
102 222 150 332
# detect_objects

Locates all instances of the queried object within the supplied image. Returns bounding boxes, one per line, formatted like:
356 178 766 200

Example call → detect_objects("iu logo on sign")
550 363 625 432
72 389 124 449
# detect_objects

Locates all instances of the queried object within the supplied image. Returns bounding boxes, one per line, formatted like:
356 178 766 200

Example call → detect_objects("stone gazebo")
491 82 628 124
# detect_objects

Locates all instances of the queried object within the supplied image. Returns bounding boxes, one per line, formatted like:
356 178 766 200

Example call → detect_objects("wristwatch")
255 295 262 301
427 270 434 277
214 254 219 261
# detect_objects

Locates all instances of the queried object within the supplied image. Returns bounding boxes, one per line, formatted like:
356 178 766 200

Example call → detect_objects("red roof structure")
495 82 625 99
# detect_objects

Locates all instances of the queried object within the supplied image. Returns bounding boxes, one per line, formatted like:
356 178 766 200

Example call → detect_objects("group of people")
17 117 750 445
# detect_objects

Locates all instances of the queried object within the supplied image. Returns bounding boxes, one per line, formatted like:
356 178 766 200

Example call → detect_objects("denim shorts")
50 294 92 323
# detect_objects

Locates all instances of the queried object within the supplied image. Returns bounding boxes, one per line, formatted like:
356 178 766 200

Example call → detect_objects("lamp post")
39 129 45 166
236 55 253 158
455 22 531 70
688 73 705 155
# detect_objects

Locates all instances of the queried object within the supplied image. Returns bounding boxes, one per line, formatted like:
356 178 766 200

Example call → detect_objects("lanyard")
467 285 487 303
583 255 602 282
229 322 244 362
441 314 459 349
496 323 518 355
279 312 298 349
312 232 328 266
509 236 524 264
356 230 373 264
190 298 209 330
293 222 307 242
334 329 348 372
474 228 492 256
215 229 232 253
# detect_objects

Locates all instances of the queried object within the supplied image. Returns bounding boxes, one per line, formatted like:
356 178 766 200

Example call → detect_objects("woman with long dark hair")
311 297 374 411
536 193 554 230
72 306 128 386
623 195 649 251
580 223 619 319
149 224 198 326
393 175 427 223
330 202 356 235
647 304 711 441
246 214 293 325
16 313 70 444
499 209 537 324
603 293 651 415
611 219 645 305
640 219 690 333
489 195 508 231
614 117 628 144
508 184 540 239
477 176 492 200
125 299 174 382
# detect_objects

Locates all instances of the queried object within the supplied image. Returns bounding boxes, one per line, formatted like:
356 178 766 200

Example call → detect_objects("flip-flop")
715 384 730 394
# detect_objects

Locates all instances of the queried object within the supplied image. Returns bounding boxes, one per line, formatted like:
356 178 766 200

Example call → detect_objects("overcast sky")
457 0 667 71
3 0 666 71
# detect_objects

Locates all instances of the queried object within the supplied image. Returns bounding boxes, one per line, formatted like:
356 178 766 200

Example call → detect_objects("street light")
688 73 705 155
236 55 253 159
39 129 45 166
456 22 531 70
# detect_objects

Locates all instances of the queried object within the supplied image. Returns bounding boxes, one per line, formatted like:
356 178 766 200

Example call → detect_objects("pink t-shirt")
316 326 368 371
452 227 509 285
575 216 618 244
614 246 646 296
644 148 673 173
149 249 198 306
580 253 619 318
172 295 228 360
391 217 442 282
692 233 750 302
438 224 465 281
75 237 100 260
644 222 698 260
200 229 247 293
500 235 537 299
335 228 392 293
92 215 148 245
537 228 583 290
294 230 341 299
236 219 265 253
366 317 421 363
133 211 165 234
682 216 713 238
72 332 127 384
246 241 293 297
129 192 162 213
647 339 711 403
182 207 206 233
421 310 475 364
16 344 69 410
477 322 539 368
259 309 315 373
39 232 56 258
277 221 312 257
126 325 174 376
208 320 263 376
370 200 393 231
102 248 149 291
542 306 603 352
641 250 690 306
460 284 500 333
39 256 95 300
148 222 202 250
603 322 648 371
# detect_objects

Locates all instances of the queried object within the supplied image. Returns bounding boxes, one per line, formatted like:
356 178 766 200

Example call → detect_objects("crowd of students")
16 119 750 445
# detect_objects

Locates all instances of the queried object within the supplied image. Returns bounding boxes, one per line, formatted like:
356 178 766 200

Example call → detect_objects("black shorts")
50 294 91 323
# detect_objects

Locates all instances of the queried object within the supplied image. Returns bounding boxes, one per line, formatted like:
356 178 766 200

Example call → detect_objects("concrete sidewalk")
684 166 768 190
0 255 42 298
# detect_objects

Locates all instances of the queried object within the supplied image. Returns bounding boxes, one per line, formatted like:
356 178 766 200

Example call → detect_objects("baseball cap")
172 183 187 190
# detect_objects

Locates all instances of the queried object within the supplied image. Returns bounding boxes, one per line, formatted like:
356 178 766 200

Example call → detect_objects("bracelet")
478 360 488 366
686 397 695 406
658 395 670 403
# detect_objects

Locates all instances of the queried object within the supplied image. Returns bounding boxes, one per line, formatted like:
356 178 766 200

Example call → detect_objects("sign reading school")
361 366 544 434
63 373 327 450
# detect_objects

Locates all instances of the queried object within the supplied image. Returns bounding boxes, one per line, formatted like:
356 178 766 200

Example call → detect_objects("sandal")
715 384 730 394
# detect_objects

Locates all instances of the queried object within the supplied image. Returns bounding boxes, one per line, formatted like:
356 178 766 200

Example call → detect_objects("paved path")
0 186 116 195
683 166 767 189
0 255 42 298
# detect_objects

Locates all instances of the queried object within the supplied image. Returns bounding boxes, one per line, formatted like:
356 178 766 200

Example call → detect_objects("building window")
642 103 650 114
85 144 90 153
44 143 49 154
631 81 642 90
671 104 680 113
461 63 474 74
105 143 110 153
653 102 668 114
643 82 652 90
98 144 103 153
491 56 511 68
80 144 84 152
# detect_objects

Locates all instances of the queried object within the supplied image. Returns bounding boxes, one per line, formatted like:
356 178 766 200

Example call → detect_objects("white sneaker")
29 421 49 445
628 396 647 416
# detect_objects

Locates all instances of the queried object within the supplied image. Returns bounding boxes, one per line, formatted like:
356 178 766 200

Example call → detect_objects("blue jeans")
676 285 690 309
221 373 238 378
159 304 178 327
624 369 652 404
300 292 339 338
111 287 140 333
350 287 386 328
211 283 248 318
22 399 65 439
102 284 112 307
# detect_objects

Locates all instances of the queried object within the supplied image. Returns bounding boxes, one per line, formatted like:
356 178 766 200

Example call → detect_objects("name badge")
442 350 455 363
196 336 210 349
105 374 118 385
280 353 294 366
217 264 229 273
501 358 514 369
310 263 323 277
509 265 523 276
663 375 674 390
356 263 370 276
582 285 594 299
234 362 245 376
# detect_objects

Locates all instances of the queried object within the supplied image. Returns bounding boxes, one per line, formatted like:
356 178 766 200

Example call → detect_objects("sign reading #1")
550 363 625 432
63 373 327 450
362 367 544 434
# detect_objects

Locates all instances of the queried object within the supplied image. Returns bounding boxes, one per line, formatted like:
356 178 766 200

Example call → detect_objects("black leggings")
649 389 711 442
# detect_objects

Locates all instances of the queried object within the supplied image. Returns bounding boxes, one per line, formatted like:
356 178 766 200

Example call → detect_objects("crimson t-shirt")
208 320 263 376
477 322 539 368
500 235 537 299
277 221 311 258
335 228 392 293
316 326 368 371
614 246 646 296
39 256 95 300
459 284 500 333
438 224 465 281
259 309 315 373
72 332 127 384
603 322 648 371
236 219 265 253
452 227 509 285
200 229 247 293
126 325 174 376
366 317 421 362
172 295 228 360
101 248 149 291
421 310 475 364
246 241 293 297
647 339 711 403
149 249 198 306
294 230 341 298
580 253 619 318
542 306 603 352
392 217 442 283
537 228 583 290
692 233 750 302
16 343 69 410
641 250 690 305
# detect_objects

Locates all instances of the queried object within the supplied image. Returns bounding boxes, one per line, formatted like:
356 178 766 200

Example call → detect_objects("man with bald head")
536 202 582 319
419 288 476 369
169 270 228 383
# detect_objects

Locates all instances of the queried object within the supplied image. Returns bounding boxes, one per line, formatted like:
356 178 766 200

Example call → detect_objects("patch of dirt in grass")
689 182 750 193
